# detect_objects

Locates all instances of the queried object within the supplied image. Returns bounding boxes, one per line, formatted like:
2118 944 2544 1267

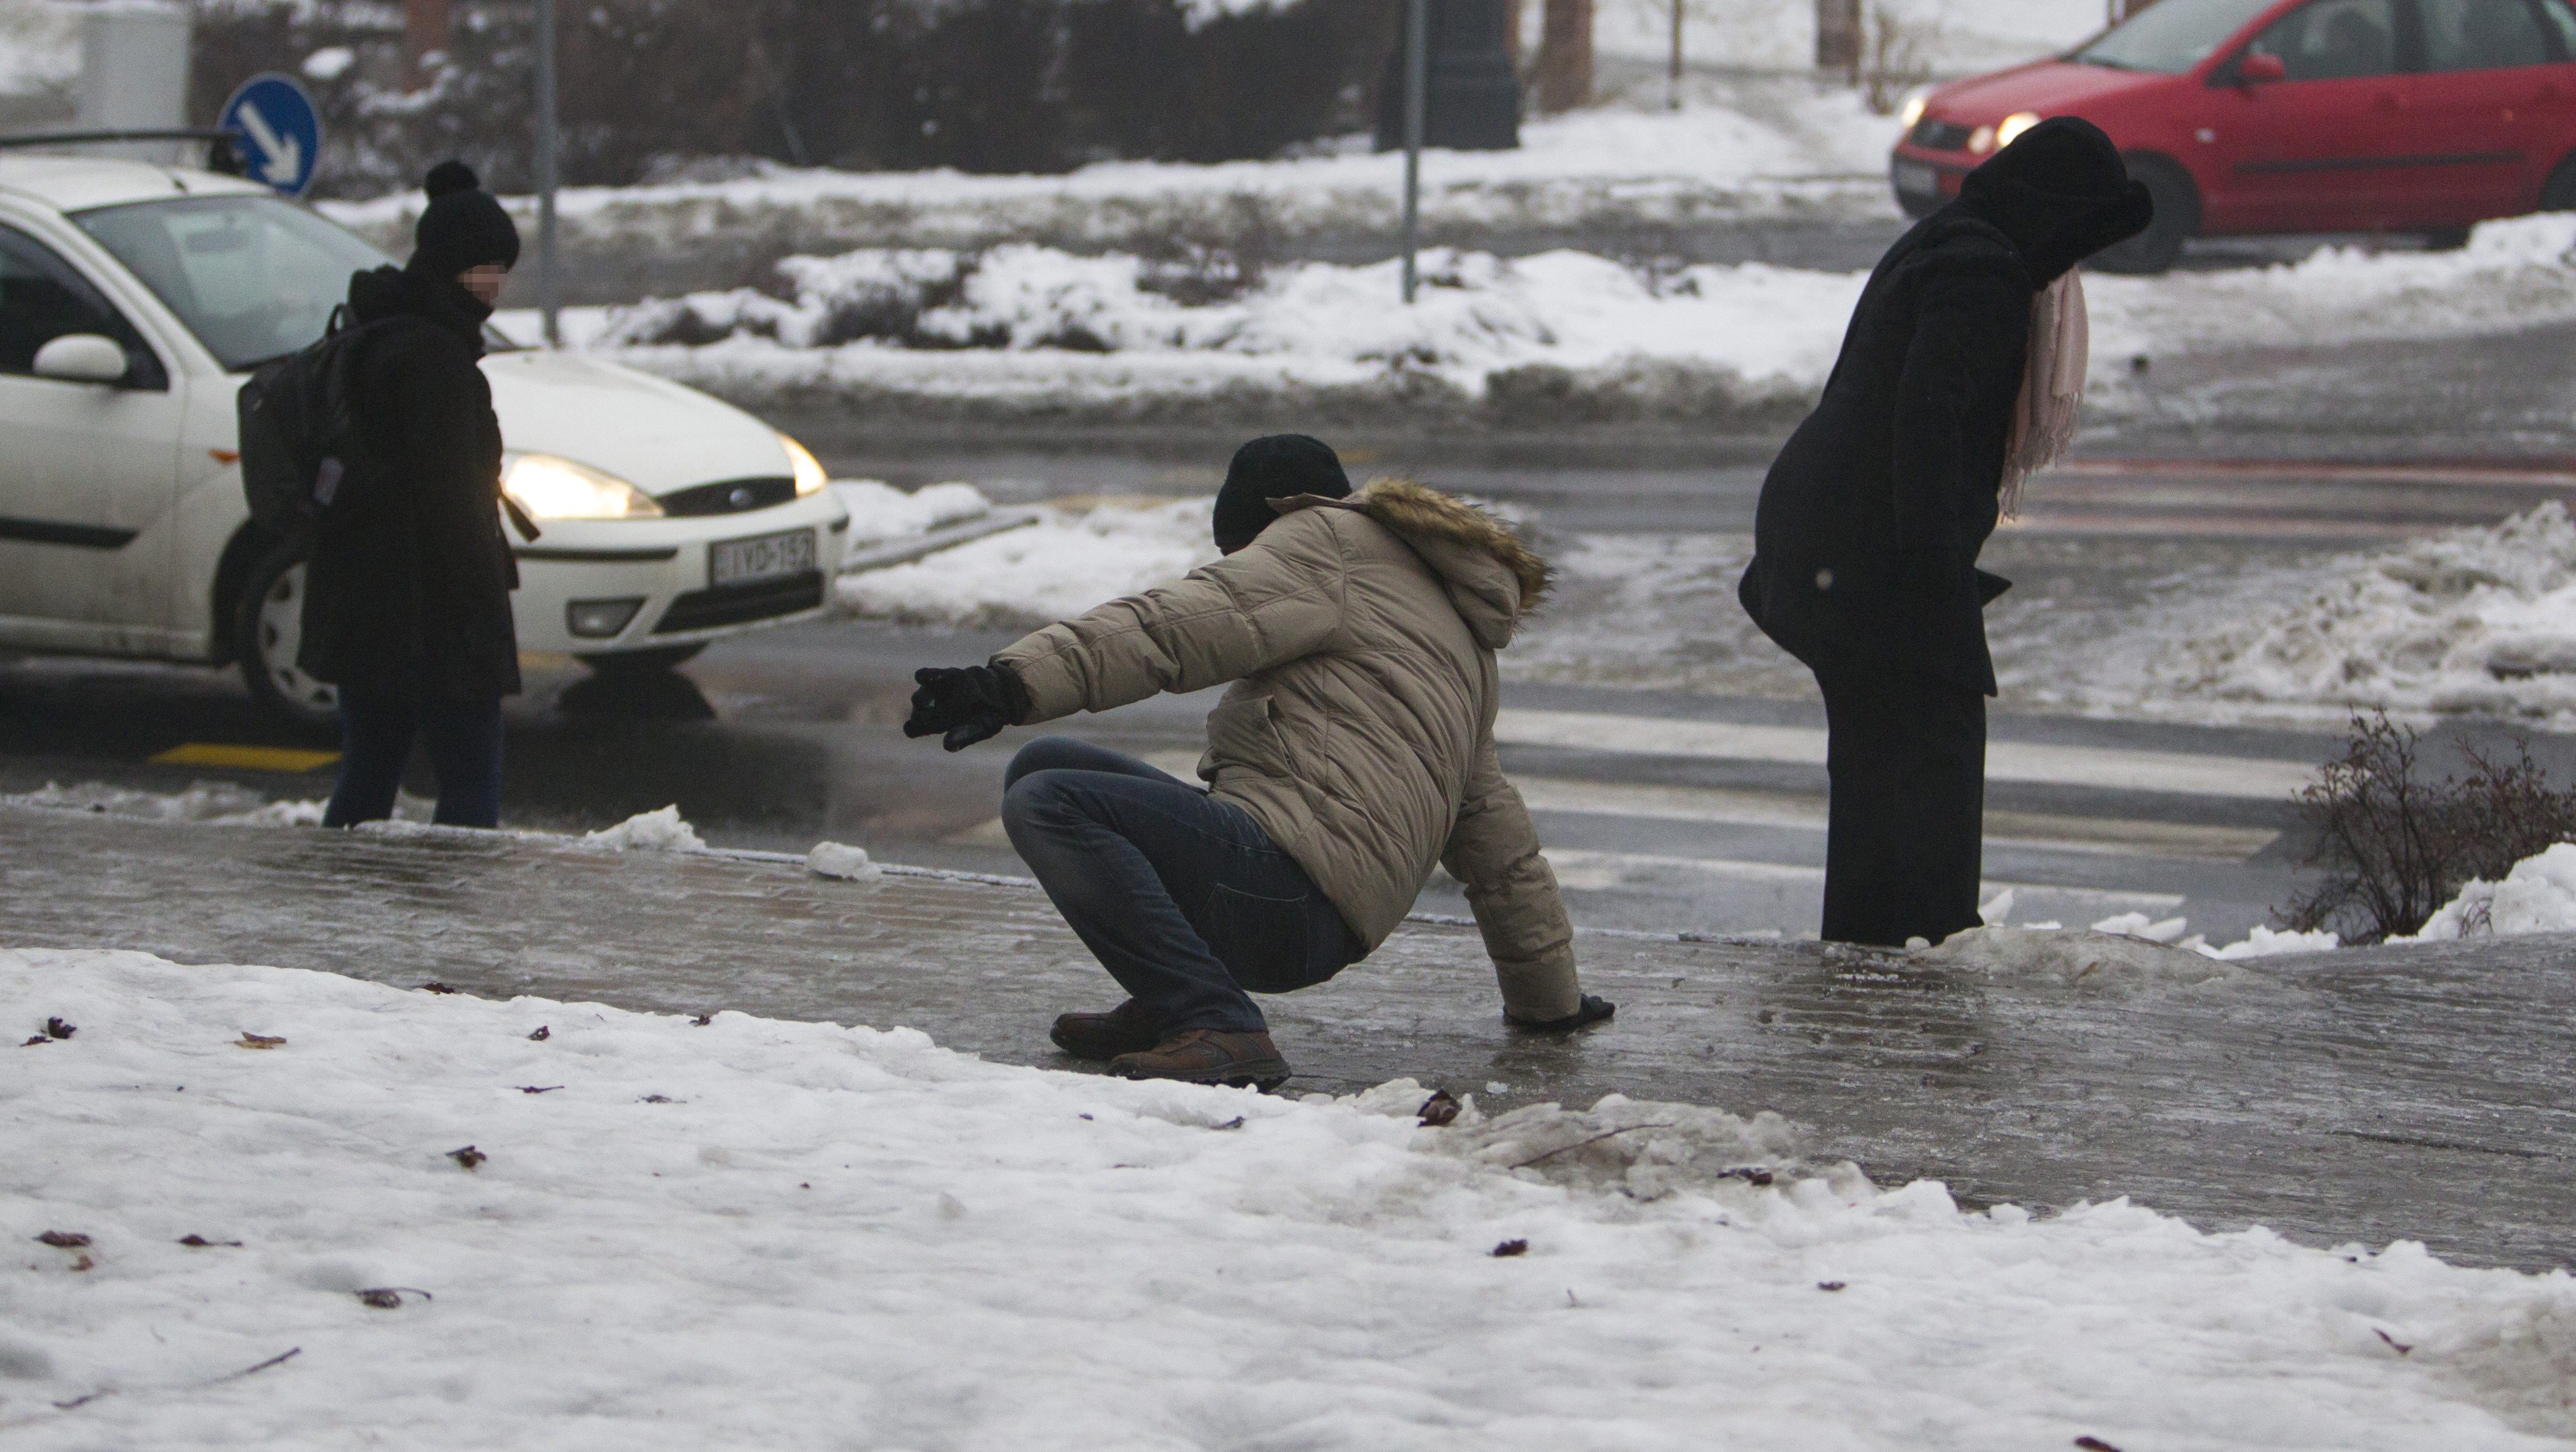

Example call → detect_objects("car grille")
652 571 826 634
656 476 798 517
1908 119 1975 151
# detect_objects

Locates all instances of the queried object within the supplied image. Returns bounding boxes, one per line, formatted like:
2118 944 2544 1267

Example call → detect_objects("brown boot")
1109 1028 1292 1090
1049 999 1161 1061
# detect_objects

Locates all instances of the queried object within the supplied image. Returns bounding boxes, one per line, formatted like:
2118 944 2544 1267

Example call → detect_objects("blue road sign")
218 74 323 198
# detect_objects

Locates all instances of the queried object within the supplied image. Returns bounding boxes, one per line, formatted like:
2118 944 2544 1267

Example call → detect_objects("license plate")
709 528 817 586
1894 162 1940 195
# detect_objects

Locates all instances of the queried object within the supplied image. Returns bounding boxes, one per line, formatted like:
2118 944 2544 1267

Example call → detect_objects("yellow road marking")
149 743 341 774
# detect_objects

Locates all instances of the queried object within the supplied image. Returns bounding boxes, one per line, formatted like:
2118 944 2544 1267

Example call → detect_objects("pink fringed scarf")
1999 269 2089 516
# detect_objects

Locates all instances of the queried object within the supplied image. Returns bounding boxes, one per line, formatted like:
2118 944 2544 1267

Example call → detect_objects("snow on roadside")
2402 842 2576 944
829 478 992 546
578 805 705 853
1590 0 2103 74
838 495 1217 630
1 782 325 827
9 947 2575 1449
2151 503 2576 728
591 216 2576 415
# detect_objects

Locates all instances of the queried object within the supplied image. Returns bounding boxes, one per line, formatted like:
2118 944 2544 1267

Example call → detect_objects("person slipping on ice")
901 434 1613 1089
1736 117 2152 949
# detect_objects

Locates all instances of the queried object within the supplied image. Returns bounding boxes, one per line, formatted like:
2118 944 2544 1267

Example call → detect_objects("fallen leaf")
2075 1439 2124 1452
1817 1281 1847 1292
640 1094 674 1104
1491 1239 1530 1258
69 1254 93 1273
21 1036 45 1047
35 1231 90 1249
448 1145 485 1170
518 1085 564 1095
527 1025 550 1042
419 982 460 995
235 1032 286 1050
2375 1328 2414 1356
691 1013 714 1027
1213 1116 1246 1131
43 1017 75 1040
1418 1090 1462 1127
354 1287 432 1310
1726 1166 1775 1187
177 1235 243 1249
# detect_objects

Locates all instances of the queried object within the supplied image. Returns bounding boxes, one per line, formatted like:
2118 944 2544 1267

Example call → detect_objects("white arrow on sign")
234 101 303 188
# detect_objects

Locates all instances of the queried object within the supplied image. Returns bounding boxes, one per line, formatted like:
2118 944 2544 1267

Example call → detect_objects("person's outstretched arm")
994 509 1349 723
1441 737 1608 1031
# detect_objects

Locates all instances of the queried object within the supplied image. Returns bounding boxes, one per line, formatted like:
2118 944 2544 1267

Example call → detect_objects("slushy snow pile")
839 495 1218 630
10 948 2576 1449
589 216 2576 412
830 479 993 547
579 806 705 852
2156 502 2576 727
1 782 325 827
2403 842 2576 943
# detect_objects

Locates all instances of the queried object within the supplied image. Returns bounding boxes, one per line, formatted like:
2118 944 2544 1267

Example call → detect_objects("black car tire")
233 542 341 731
2542 155 2576 214
2089 157 2197 276
576 644 705 676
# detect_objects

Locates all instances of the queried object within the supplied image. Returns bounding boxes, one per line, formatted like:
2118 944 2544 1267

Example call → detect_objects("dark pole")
535 0 561 346
1668 0 1682 111
1402 0 1428 304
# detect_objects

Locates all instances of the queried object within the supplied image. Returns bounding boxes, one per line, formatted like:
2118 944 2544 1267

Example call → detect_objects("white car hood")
479 350 794 498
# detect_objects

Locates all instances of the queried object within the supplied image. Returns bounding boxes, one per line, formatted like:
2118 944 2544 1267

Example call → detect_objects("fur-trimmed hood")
1279 477 1551 650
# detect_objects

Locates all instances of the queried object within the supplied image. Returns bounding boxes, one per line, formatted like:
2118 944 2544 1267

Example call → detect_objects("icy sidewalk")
9 949 2576 1450
5 804 2576 1276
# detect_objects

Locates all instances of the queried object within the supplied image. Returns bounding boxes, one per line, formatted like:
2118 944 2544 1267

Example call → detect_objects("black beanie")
409 160 521 279
1213 434 1352 551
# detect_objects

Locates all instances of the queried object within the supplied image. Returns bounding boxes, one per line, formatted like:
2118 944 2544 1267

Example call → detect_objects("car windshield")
2072 0 2282 71
72 193 516 370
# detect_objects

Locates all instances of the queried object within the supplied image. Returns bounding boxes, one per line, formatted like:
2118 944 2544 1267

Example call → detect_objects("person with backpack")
903 435 1614 1090
1735 119 2151 947
299 160 523 828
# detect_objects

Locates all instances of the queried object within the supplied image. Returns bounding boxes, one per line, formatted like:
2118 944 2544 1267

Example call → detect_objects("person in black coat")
1737 119 2151 947
305 161 523 829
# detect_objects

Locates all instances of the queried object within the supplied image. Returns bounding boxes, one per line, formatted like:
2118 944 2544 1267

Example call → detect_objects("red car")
1891 0 2576 271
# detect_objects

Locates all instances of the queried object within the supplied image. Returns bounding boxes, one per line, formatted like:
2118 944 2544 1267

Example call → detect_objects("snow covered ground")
0 0 75 101
9 946 2576 1449
566 216 2576 420
1590 0 2105 77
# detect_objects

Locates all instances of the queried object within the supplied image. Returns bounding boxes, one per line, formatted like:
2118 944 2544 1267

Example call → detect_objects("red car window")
2422 0 2555 67
2248 0 2403 78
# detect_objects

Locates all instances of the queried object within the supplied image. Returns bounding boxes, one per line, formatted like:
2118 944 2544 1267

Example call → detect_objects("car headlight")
1968 123 1998 155
1995 112 2043 151
781 434 829 497
1899 89 1930 130
501 453 664 520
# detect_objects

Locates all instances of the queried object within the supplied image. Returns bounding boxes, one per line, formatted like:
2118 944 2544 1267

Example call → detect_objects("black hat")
1960 117 2153 283
1213 434 1352 551
408 160 521 280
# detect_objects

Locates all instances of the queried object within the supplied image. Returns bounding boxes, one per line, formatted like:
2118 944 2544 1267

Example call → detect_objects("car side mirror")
2236 51 2288 85
31 333 130 384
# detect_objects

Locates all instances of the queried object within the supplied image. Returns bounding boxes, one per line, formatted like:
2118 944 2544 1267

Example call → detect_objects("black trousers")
1813 659 1986 947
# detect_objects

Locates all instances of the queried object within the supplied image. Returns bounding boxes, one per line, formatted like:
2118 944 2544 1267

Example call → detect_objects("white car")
0 151 853 723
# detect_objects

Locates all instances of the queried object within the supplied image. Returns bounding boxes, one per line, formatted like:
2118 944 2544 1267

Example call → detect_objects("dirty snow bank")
838 495 1218 630
830 479 992 546
594 216 2576 417
2152 503 2576 727
9 947 2575 1449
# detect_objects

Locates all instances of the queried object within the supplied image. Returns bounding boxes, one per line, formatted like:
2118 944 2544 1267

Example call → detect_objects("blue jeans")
1001 736 1359 1036
324 689 506 829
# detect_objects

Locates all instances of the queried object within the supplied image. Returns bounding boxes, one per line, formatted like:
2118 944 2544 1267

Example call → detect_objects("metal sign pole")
1401 0 1428 305
535 0 561 347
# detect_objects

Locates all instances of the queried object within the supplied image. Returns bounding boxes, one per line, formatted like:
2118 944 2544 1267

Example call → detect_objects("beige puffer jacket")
993 479 1584 1021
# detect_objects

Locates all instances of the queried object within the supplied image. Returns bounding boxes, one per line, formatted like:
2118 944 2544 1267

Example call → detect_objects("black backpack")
237 305 394 539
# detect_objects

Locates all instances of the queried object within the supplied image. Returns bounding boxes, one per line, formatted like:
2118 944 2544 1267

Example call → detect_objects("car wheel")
233 544 340 730
575 644 705 676
2089 157 2197 276
2543 156 2576 213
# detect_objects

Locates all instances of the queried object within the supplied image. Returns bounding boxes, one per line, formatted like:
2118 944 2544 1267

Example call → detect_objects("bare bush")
1860 3 1936 114
2284 711 2576 944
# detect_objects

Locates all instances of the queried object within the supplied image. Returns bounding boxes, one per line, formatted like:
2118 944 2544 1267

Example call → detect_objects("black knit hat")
1213 434 1352 551
1960 117 2153 284
408 160 520 279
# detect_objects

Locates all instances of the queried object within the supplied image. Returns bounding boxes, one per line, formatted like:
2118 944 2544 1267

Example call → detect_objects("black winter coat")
1737 209 2033 697
1738 117 2153 699
298 265 521 703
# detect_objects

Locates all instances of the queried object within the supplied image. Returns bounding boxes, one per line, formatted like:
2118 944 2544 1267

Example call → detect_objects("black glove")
1507 994 1616 1035
904 665 1028 752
